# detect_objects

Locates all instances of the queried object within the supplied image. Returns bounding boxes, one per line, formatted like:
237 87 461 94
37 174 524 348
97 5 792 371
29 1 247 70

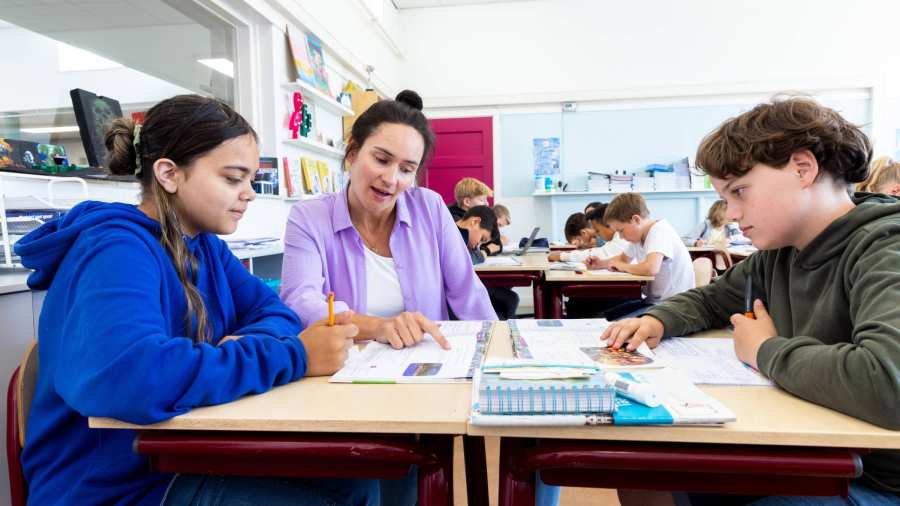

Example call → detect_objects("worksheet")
652 337 772 386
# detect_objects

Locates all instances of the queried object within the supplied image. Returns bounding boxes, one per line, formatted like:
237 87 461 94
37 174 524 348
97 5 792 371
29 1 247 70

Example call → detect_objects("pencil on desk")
328 291 335 326
744 273 755 319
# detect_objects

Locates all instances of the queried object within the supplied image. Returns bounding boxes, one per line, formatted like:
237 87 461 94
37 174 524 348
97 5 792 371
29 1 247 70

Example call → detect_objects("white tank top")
363 248 405 317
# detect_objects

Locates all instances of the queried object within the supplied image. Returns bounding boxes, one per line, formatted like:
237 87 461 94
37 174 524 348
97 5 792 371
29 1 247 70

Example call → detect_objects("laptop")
516 227 541 256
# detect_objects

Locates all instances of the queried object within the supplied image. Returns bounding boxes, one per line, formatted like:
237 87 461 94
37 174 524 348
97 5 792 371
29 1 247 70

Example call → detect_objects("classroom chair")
693 257 715 287
689 247 733 274
6 341 37 506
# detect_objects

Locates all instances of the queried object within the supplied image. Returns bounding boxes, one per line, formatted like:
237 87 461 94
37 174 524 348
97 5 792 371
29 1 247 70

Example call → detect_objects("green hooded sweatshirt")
646 193 900 494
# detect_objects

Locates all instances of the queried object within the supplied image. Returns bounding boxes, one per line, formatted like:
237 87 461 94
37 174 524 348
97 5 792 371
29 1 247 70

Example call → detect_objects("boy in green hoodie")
605 97 900 505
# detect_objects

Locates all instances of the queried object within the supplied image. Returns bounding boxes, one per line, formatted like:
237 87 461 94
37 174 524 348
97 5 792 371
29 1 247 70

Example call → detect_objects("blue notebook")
478 373 616 415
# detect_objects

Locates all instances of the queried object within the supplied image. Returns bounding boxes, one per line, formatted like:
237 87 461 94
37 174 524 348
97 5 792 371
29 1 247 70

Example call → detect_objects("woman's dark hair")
105 94 257 342
696 96 872 184
343 89 435 171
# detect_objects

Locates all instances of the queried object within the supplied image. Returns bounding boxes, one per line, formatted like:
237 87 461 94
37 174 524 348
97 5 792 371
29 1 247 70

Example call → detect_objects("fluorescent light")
57 42 122 72
197 58 234 78
20 126 80 134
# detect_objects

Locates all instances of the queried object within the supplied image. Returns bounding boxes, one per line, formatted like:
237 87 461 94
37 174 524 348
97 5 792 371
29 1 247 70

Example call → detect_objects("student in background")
687 199 747 247
447 177 492 219
857 155 900 196
584 201 602 215
14 95 376 505
606 98 900 505
458 207 520 319
549 204 628 263
455 205 498 265
445 179 520 318
492 204 511 245
586 192 694 319
563 212 598 249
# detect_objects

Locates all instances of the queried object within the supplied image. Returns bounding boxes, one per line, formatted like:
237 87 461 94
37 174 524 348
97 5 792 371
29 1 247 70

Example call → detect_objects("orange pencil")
327 291 335 326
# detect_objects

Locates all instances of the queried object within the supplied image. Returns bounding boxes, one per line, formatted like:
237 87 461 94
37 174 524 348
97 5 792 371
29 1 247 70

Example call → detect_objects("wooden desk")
91 353 486 505
475 254 551 318
543 270 653 318
476 324 900 505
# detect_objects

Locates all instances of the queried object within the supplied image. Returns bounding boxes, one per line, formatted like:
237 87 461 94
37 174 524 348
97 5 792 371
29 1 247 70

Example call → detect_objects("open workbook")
330 321 491 384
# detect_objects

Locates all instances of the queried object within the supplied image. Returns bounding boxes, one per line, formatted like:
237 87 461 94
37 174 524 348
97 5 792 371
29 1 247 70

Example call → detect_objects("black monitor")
70 88 123 168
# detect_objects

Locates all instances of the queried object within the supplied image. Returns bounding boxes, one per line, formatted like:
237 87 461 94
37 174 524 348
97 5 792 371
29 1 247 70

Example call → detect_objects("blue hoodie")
15 201 307 505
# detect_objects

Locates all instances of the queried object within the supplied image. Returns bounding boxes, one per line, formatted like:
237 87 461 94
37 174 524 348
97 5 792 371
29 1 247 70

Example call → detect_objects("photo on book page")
511 322 661 370
580 346 656 367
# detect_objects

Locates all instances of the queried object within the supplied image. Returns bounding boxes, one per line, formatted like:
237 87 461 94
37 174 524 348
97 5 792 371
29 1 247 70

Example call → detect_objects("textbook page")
331 321 489 383
652 337 772 386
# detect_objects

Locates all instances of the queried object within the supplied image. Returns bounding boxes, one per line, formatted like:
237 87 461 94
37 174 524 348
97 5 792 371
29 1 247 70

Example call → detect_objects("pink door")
422 117 494 205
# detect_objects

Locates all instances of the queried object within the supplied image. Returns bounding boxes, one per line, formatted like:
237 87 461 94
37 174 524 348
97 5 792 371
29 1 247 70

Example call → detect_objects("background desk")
543 270 652 318
474 324 900 505
91 357 486 506
475 254 550 318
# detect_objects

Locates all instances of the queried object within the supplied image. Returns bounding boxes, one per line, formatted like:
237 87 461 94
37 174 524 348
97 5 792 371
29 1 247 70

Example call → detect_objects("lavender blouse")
280 187 497 324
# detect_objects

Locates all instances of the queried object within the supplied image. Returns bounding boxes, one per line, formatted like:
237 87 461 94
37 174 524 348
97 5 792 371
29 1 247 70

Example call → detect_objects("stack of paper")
653 172 678 190
633 175 655 192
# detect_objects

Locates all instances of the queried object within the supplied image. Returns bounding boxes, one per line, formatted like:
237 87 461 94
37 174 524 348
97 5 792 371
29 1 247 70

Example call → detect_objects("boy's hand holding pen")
730 273 776 372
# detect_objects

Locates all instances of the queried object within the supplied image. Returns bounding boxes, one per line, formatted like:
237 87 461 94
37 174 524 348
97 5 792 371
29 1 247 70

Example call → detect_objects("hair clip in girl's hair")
132 123 143 176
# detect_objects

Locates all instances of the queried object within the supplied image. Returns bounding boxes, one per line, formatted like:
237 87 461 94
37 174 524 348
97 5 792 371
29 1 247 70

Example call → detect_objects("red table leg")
463 435 489 506
498 438 863 506
499 437 536 506
532 278 545 319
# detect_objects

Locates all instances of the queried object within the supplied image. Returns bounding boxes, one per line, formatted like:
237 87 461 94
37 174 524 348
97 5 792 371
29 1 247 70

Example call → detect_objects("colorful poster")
532 137 560 177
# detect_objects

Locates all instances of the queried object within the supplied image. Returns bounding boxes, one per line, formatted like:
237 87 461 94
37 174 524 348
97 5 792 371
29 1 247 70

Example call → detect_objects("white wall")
400 0 896 105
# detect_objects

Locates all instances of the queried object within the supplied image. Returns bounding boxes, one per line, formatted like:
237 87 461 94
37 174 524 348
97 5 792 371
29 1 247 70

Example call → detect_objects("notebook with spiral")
476 371 616 415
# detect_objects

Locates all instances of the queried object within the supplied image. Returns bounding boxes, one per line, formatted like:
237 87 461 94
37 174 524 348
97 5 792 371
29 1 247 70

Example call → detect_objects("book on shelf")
286 25 316 89
252 157 279 196
283 157 304 198
316 160 331 193
300 157 317 194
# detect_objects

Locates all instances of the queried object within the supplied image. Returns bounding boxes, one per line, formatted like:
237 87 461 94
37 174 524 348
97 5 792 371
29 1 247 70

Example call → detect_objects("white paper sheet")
652 337 772 386
481 256 522 266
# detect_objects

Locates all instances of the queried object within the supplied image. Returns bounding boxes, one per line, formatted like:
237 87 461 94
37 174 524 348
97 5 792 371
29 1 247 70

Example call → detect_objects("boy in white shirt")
587 192 694 318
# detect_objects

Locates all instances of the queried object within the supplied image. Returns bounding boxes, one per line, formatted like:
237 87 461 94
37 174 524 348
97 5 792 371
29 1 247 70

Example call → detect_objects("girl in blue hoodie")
15 95 378 505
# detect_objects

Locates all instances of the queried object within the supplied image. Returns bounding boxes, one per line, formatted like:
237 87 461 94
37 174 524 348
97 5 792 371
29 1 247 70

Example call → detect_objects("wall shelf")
282 137 345 158
282 81 354 117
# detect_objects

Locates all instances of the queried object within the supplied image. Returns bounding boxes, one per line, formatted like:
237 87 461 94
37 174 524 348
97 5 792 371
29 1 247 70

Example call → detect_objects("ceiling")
392 0 537 9
0 0 193 32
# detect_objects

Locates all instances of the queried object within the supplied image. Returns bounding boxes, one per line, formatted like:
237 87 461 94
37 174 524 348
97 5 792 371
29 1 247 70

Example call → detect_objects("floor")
452 436 620 506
